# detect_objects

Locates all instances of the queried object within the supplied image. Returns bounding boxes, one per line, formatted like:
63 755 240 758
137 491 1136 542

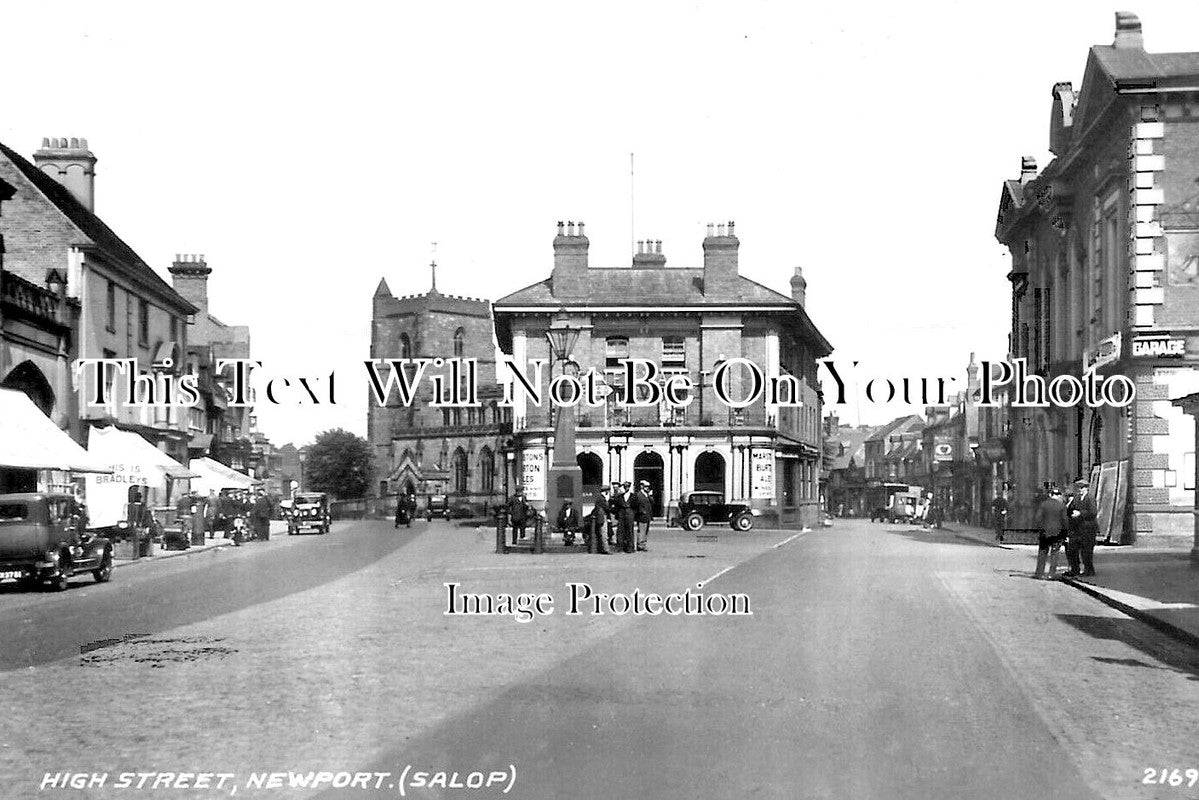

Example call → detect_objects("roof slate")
495 269 798 307
0 141 194 313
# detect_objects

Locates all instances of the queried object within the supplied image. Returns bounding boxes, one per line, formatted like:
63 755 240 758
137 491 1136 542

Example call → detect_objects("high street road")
2 519 1196 800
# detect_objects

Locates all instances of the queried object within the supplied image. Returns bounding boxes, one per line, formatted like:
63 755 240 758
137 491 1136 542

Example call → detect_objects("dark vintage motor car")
0 493 113 591
676 491 759 532
425 494 450 520
288 492 330 535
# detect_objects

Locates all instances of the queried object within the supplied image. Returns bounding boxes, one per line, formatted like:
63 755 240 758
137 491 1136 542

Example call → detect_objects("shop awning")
87 426 200 482
0 389 112 473
188 457 259 493
188 432 214 452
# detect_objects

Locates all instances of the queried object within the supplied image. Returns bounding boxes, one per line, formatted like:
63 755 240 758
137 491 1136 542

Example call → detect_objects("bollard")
533 516 544 554
495 510 508 554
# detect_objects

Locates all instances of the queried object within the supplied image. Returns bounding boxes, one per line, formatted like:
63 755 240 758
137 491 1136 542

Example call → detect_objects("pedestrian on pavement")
1034 487 1068 580
252 490 272 541
507 487 529 542
607 482 620 548
992 492 1009 542
1065 479 1099 577
589 486 612 554
615 481 636 553
204 490 218 539
633 480 653 552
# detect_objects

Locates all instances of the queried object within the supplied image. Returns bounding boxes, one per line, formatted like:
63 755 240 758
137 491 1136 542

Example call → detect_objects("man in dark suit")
252 490 272 541
506 487 529 542
556 499 581 546
633 480 653 552
588 487 612 555
607 482 620 548
1034 487 1068 579
614 481 635 553
1065 479 1100 577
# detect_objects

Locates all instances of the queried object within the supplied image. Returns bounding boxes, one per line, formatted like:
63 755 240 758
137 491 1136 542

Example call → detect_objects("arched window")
442 408 451 426
453 328 465 358
1 361 55 416
453 448 468 494
479 447 495 493
400 333 412 359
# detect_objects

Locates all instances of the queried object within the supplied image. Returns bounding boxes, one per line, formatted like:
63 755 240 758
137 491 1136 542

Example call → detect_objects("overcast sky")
6 1 1199 445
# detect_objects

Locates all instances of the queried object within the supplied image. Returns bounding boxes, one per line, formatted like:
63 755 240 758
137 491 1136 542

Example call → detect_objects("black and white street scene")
3 3 1199 799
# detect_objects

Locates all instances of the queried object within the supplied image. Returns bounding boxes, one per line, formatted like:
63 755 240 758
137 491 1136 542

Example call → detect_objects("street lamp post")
545 310 583 538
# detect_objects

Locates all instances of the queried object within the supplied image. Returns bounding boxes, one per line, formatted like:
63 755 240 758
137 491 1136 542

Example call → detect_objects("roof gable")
0 141 194 313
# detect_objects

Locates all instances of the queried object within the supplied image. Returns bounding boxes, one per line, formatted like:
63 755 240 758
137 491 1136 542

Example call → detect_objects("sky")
6 1 1199 445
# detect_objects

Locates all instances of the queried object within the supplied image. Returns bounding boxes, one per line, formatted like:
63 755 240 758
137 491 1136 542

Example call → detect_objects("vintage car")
0 493 113 591
288 492 330 535
425 494 450 520
677 491 759 532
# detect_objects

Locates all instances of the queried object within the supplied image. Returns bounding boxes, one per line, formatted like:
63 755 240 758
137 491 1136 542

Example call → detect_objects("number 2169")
1143 768 1199 788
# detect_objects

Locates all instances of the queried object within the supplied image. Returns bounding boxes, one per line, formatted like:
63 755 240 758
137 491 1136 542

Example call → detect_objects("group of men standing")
1033 479 1100 580
506 479 655 554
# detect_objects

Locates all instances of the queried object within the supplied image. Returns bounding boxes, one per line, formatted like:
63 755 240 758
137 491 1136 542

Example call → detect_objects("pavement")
111 520 289 568
946 521 1199 649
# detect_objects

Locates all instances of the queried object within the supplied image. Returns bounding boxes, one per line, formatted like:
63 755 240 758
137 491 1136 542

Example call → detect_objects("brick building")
492 221 831 527
995 13 1199 546
0 137 196 462
168 254 263 476
861 414 924 512
368 265 511 515
823 417 878 517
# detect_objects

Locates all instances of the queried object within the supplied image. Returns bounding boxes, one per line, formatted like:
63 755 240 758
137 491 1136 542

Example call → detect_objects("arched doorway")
695 451 726 495
1 360 54 416
577 452 604 497
633 450 664 516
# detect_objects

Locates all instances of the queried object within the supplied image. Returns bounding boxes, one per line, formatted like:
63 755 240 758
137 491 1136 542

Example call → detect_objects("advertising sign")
933 437 954 462
521 449 545 501
1131 335 1186 358
751 450 775 500
1083 332 1121 372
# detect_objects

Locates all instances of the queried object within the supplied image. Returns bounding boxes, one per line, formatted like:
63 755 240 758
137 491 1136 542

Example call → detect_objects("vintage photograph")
2 2 1198 798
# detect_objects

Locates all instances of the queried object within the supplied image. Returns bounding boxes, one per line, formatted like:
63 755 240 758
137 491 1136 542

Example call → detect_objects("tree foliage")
305 428 372 499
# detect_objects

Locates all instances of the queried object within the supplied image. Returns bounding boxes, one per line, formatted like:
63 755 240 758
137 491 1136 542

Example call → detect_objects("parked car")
677 491 759 532
288 492 330 535
0 493 113 591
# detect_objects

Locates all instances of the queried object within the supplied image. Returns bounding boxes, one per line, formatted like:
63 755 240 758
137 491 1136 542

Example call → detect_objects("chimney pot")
707 223 715 237
557 220 564 235
41 137 49 148
655 240 662 254
578 221 585 236
727 221 735 236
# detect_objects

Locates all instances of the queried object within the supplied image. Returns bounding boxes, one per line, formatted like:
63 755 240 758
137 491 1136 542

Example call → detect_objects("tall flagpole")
630 153 635 264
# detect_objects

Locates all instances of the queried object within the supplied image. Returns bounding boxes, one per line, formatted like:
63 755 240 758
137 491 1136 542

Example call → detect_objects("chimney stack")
790 266 807 307
168 253 211 317
33 137 97 212
702 220 739 297
1113 11 1143 50
632 238 666 268
551 219 589 298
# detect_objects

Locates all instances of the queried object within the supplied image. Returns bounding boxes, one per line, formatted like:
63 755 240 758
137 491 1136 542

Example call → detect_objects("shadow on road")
884 526 993 547
1056 613 1199 682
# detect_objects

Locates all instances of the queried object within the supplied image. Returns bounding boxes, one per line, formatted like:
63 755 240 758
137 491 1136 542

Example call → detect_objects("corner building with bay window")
492 221 831 528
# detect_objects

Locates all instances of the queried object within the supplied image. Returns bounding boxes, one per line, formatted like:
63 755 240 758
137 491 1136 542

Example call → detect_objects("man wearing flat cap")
633 480 653 551
614 481 635 553
1065 479 1099 577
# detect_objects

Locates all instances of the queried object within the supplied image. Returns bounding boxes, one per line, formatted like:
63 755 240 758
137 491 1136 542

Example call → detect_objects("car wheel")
731 513 754 532
684 512 704 531
93 550 113 583
50 568 70 592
